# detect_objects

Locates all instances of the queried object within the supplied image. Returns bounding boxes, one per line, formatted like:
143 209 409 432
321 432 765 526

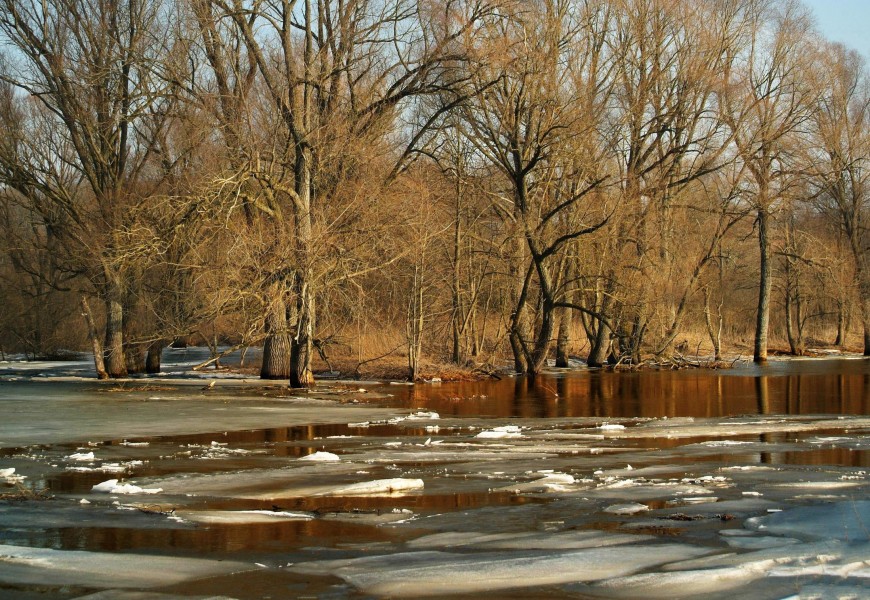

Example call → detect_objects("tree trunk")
862 297 870 356
834 300 845 347
288 141 316 388
854 245 870 356
555 303 570 367
103 296 127 378
451 180 463 365
81 297 108 379
529 298 556 374
125 343 146 374
703 287 722 361
587 318 610 367
783 219 803 356
146 341 163 374
754 207 771 363
260 288 292 379
290 279 316 388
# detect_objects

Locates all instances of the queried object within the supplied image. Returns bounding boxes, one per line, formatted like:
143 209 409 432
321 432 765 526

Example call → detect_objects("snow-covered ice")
318 477 424 496
1 361 868 599
298 450 341 462
0 544 253 589
91 479 163 495
288 544 714 596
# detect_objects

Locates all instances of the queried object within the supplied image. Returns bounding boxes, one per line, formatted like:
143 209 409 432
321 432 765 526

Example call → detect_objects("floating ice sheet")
406 530 653 551
0 544 252 589
92 479 163 495
289 544 714 596
298 451 340 462
174 510 314 524
746 501 869 541
318 478 424 496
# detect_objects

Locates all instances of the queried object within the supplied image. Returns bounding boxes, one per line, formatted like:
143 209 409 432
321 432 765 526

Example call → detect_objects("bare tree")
719 0 817 363
807 43 870 354
0 0 180 377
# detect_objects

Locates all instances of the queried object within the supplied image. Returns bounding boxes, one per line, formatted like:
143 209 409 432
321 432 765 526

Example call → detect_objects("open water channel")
0 355 868 599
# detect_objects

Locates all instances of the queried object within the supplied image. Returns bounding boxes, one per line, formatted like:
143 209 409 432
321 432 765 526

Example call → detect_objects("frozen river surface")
0 355 868 599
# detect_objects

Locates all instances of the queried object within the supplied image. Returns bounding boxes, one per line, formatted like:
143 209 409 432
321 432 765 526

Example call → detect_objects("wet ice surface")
0 359 869 598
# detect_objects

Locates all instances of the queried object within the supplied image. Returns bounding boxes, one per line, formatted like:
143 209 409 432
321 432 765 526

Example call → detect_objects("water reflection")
373 359 870 419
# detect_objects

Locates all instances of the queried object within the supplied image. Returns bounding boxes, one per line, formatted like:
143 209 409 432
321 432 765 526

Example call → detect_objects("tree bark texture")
260 289 292 379
103 296 127 378
754 208 771 363
80 296 108 380
146 341 164 374
555 303 570 367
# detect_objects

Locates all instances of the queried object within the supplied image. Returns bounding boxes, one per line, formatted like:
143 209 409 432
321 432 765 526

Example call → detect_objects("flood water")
370 358 870 418
0 357 868 599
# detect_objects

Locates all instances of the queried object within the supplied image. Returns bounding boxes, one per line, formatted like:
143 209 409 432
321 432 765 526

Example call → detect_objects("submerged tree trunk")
104 295 127 378
754 207 772 363
260 288 292 379
587 317 611 368
146 341 164 374
81 296 108 380
125 344 146 374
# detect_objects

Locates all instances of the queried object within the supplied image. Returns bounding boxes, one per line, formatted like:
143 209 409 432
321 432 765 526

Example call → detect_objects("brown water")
368 359 870 418
1 358 868 599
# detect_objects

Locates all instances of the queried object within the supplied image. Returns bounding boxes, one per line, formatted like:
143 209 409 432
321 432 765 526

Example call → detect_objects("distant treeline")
0 0 867 381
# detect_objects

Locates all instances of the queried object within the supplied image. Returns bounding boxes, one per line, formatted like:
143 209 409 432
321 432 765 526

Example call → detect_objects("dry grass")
0 484 52 502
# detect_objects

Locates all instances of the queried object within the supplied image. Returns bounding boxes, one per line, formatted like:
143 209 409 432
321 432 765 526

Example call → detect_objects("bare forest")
0 0 868 384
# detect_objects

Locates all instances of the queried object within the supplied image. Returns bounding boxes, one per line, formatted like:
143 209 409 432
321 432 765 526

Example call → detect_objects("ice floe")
603 502 649 515
745 501 869 541
0 544 252 589
174 510 314 524
475 425 523 439
66 452 95 461
288 544 714 596
318 478 424 496
298 451 340 462
91 479 163 495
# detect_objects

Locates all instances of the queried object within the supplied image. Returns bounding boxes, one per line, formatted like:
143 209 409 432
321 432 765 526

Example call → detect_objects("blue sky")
802 0 870 59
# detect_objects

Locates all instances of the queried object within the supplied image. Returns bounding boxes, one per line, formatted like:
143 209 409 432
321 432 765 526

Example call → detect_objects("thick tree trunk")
146 341 164 374
529 299 555 374
587 318 611 368
509 327 527 374
103 296 127 378
260 290 292 379
80 297 108 380
754 207 771 363
125 343 146 374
